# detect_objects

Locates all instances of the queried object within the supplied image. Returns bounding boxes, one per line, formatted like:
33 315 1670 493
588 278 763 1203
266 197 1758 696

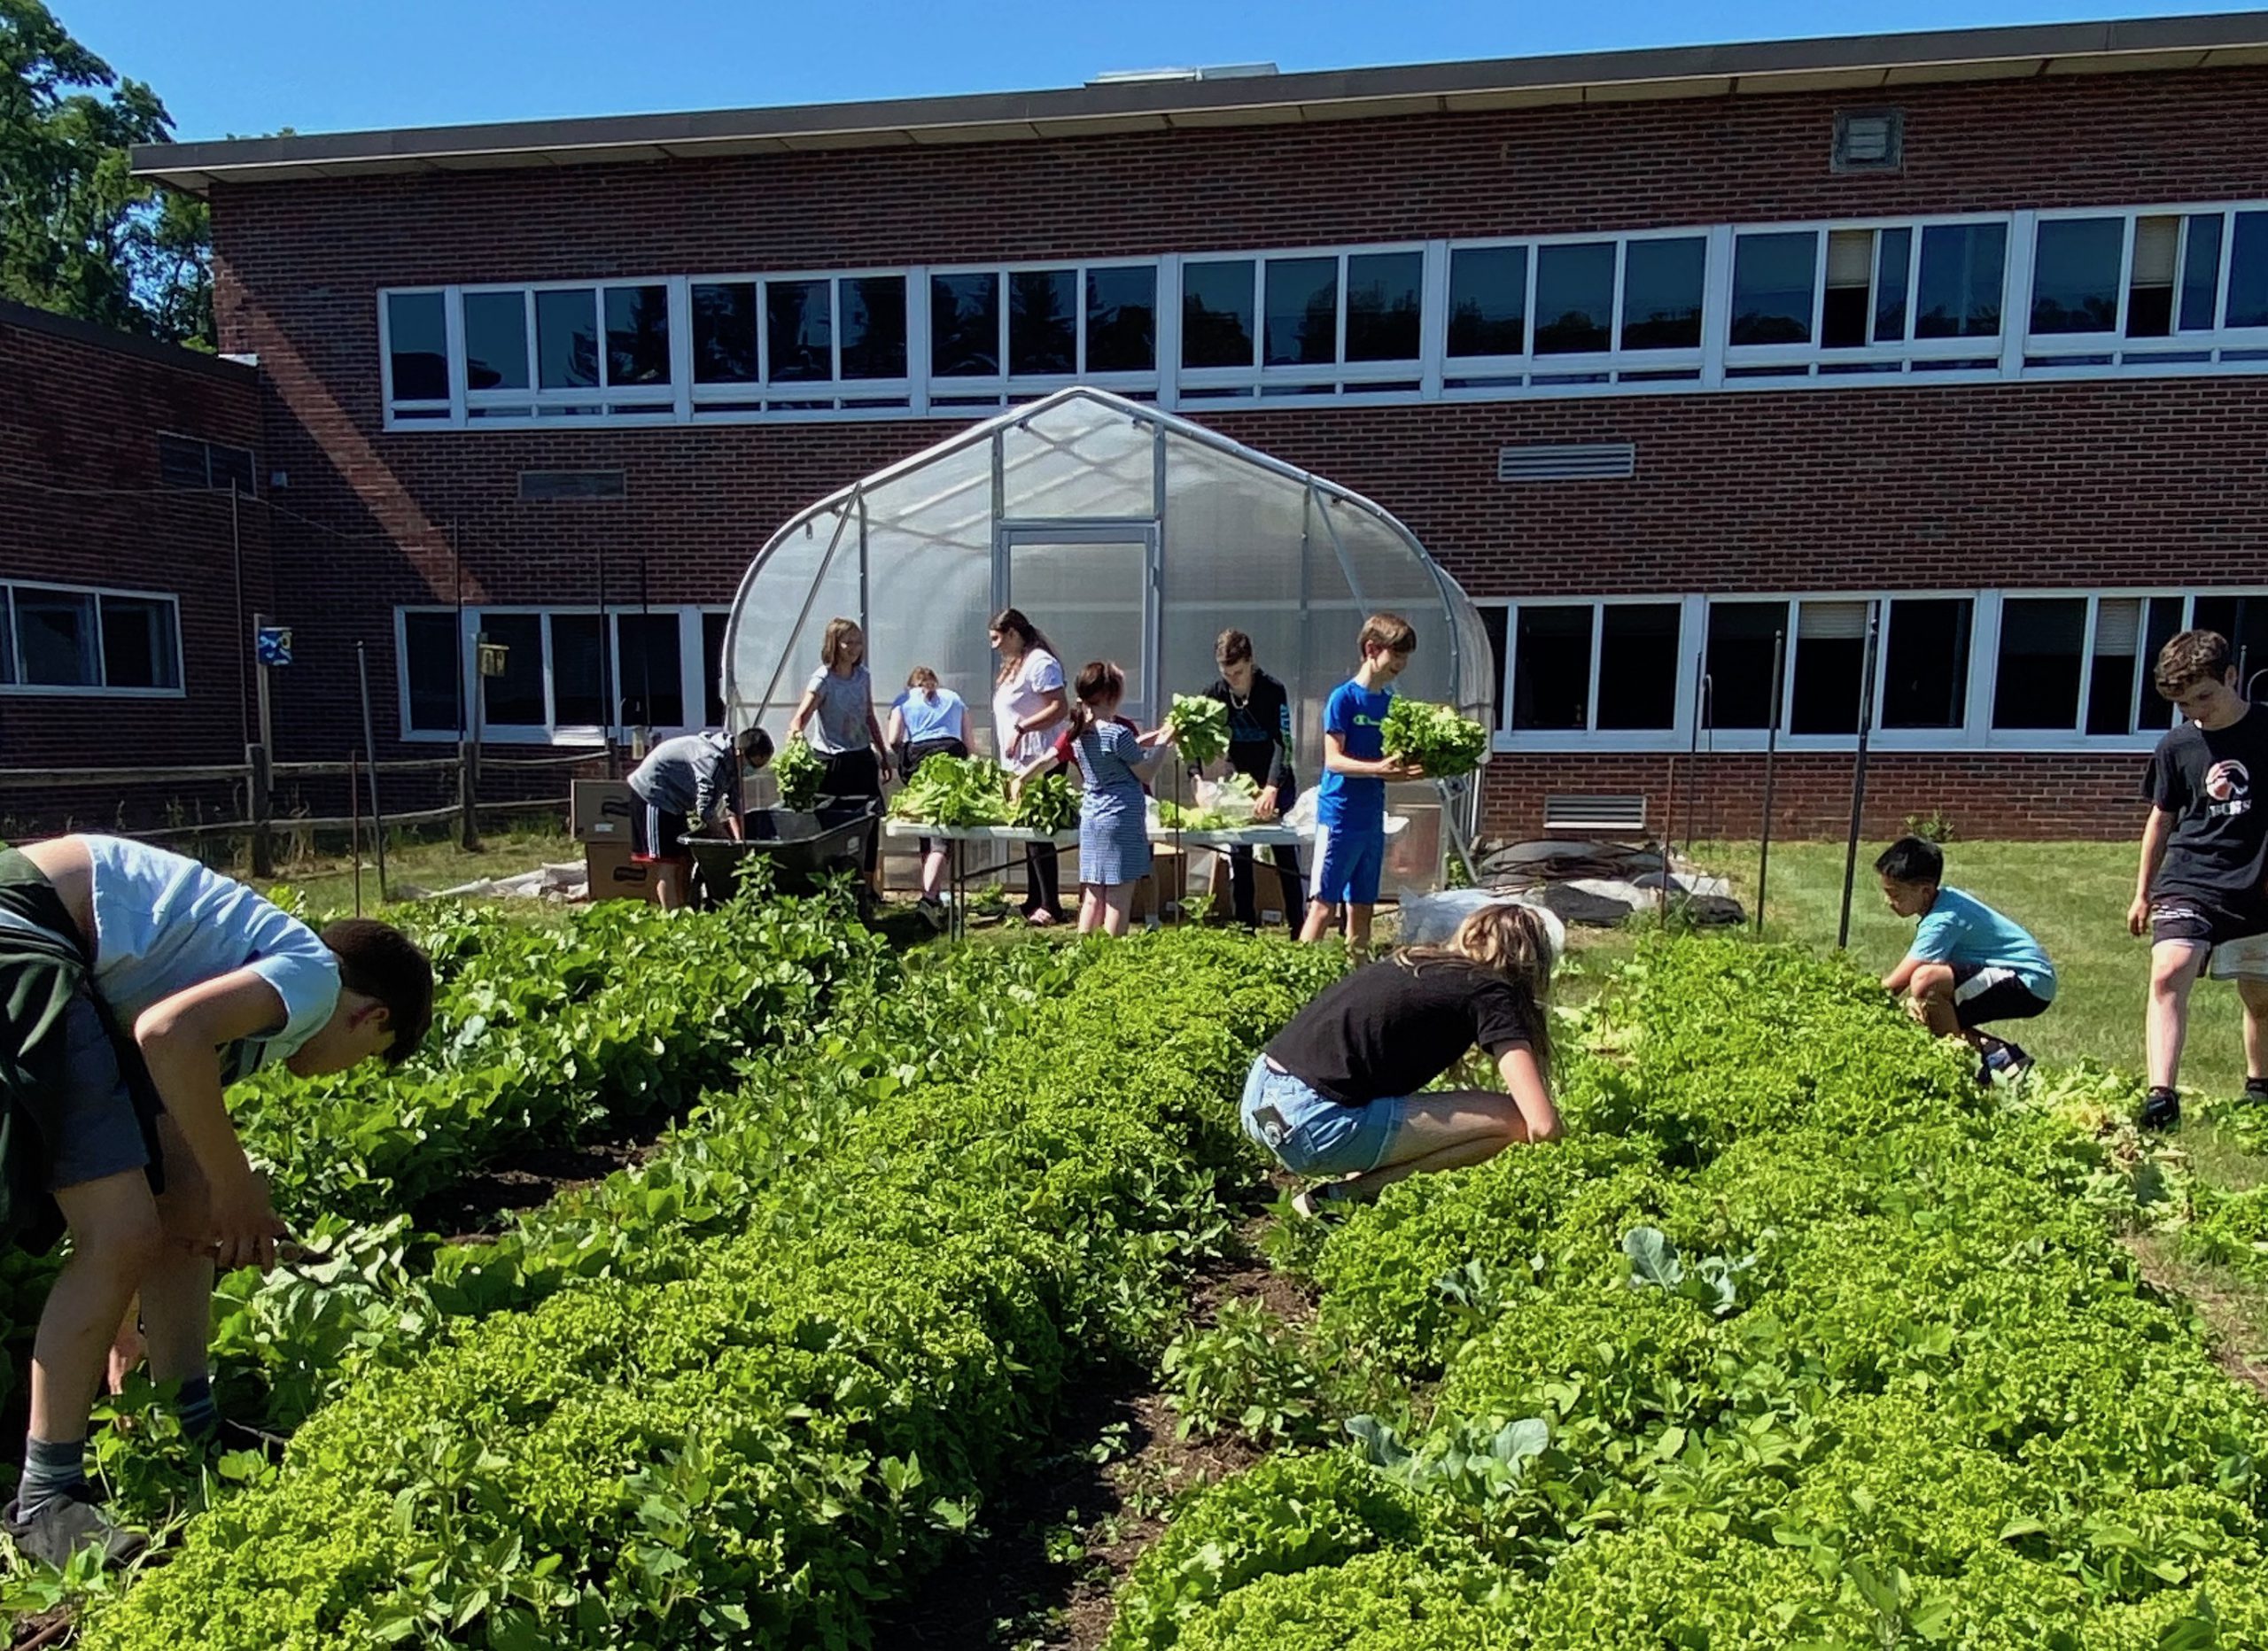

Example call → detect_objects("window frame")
1439 226 1711 391
0 578 186 699
922 256 1165 405
374 198 2268 431
397 604 718 745
2023 201 2268 369
448 277 681 422
1175 241 1432 402
1492 594 1697 751
683 266 915 415
1479 587 2267 756
1720 212 2016 381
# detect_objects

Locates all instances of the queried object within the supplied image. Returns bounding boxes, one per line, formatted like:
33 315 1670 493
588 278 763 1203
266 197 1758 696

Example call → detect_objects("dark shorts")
631 802 692 860
32 991 155 1193
2149 894 2268 950
1949 963 2053 1031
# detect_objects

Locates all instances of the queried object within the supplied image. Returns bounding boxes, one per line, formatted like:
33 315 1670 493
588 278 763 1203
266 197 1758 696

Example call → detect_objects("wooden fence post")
246 743 273 877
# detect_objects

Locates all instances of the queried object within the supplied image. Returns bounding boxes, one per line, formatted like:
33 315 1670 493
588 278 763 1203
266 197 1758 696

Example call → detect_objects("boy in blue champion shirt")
1299 614 1425 953
1876 835 2055 1084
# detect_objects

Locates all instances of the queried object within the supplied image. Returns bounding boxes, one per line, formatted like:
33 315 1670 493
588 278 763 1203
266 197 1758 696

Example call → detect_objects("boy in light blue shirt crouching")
1876 834 2055 1084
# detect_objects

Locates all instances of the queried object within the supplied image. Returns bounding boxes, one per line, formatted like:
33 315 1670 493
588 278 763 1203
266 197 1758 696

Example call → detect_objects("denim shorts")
1239 1054 1404 1178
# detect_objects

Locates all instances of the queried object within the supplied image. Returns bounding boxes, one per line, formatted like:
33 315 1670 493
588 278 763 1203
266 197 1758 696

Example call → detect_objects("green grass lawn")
253 817 580 912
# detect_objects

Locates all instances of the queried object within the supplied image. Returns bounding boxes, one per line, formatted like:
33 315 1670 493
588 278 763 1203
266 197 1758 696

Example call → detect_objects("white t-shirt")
85 836 340 1078
993 649 1067 763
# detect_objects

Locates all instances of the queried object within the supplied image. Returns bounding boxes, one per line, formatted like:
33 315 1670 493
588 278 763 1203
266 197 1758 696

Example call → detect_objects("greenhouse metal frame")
722 385 1495 877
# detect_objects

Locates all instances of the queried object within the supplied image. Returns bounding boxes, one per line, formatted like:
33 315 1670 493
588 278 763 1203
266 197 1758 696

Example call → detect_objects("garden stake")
1755 629 1784 936
1836 604 1881 951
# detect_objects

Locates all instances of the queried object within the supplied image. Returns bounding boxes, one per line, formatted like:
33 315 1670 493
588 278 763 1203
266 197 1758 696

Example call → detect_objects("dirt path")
874 1212 1314 1649
2126 1232 2268 1399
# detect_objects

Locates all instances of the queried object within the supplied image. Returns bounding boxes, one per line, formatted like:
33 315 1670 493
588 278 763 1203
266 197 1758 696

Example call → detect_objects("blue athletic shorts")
1312 823 1385 907
1239 1055 1405 1178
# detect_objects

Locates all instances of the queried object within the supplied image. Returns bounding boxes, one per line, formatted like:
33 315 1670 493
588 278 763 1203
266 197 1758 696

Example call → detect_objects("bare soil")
873 1213 1315 1649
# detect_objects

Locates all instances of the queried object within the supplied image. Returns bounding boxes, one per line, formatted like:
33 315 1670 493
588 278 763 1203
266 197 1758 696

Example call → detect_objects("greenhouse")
721 385 1495 871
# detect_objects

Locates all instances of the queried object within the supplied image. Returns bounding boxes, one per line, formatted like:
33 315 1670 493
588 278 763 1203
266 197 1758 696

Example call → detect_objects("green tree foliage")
1 0 211 343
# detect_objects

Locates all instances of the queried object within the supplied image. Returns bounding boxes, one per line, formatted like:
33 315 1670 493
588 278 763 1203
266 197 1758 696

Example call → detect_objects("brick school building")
84 12 2268 840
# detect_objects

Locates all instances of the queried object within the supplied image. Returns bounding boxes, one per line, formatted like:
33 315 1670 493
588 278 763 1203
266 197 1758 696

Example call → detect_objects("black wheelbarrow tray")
685 804 879 903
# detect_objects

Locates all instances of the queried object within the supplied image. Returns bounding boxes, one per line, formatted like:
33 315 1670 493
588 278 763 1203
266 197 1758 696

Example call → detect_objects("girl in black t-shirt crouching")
1242 902 1563 1217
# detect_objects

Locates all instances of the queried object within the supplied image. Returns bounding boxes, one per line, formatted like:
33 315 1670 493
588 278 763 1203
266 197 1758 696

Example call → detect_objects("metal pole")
1836 603 1882 952
349 748 364 919
597 542 618 779
1754 629 1784 937
357 642 388 903
231 482 249 748
250 609 276 879
451 522 465 742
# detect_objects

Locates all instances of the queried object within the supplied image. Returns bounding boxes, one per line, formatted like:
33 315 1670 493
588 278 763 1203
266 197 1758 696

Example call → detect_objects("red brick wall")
0 305 267 828
195 63 2268 838
1479 750 2148 845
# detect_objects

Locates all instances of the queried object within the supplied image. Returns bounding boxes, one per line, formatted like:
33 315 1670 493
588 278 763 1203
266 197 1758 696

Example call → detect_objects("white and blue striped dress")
1073 721 1153 887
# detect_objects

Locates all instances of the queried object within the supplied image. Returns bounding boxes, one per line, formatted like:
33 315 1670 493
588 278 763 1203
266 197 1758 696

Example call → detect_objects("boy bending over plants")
1 834 432 1570
1243 902 1562 1219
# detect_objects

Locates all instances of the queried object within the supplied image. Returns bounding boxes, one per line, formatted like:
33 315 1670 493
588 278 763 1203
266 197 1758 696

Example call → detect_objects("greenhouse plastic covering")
722 387 1494 845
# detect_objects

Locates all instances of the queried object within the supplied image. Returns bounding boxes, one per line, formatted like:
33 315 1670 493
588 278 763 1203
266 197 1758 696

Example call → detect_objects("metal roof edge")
130 12 2268 191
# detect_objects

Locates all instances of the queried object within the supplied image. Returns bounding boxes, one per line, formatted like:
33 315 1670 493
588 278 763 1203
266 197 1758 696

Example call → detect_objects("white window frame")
397 604 711 745
2023 202 2268 370
1173 242 1432 404
684 267 917 417
454 278 681 424
1720 213 2016 384
1495 595 1694 753
1440 227 1711 395
374 198 2268 431
921 258 1165 407
0 579 186 699
1480 586 2268 756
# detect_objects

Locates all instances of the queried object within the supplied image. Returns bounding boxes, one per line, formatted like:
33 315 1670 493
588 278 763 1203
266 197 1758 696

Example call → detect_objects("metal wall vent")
518 469 625 501
1496 442 1635 482
1832 109 1904 174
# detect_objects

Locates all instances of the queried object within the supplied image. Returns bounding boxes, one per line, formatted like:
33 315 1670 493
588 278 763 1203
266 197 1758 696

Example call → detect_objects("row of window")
1475 589 2268 751
392 590 2268 750
400 606 730 739
381 202 2268 424
0 581 183 696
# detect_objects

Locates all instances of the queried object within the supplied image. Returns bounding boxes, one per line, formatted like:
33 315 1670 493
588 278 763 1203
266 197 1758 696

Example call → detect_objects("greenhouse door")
998 525 1161 725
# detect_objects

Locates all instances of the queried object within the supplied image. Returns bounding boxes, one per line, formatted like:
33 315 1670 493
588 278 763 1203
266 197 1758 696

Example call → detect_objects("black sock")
2246 1077 2268 1099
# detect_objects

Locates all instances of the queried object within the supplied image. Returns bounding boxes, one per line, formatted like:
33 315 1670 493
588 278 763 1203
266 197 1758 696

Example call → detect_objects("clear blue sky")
58 0 2264 143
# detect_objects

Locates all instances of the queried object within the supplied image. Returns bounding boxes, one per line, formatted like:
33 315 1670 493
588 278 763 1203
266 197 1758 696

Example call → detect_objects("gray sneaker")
4 1484 149 1570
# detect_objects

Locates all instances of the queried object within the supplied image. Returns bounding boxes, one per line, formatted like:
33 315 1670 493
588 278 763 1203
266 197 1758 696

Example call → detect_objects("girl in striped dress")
1018 661 1175 936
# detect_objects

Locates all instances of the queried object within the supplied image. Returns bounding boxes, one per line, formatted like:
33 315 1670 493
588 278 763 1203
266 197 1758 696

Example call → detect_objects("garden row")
237 888 886 1227
82 928 1339 1648
1107 940 2268 1648
0 884 886 1431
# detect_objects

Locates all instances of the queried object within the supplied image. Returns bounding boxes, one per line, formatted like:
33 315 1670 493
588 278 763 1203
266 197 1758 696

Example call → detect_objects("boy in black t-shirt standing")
2130 629 2268 1129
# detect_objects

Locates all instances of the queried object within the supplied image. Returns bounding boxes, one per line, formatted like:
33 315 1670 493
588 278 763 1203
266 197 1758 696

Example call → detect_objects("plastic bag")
1192 776 1260 824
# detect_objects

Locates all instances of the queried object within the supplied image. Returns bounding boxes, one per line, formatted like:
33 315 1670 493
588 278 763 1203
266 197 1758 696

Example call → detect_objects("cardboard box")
1195 855 1302 927
585 841 687 905
1130 847 1187 925
572 779 636 843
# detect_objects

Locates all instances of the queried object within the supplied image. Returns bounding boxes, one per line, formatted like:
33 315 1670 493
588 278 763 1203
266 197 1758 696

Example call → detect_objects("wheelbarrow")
684 803 880 914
